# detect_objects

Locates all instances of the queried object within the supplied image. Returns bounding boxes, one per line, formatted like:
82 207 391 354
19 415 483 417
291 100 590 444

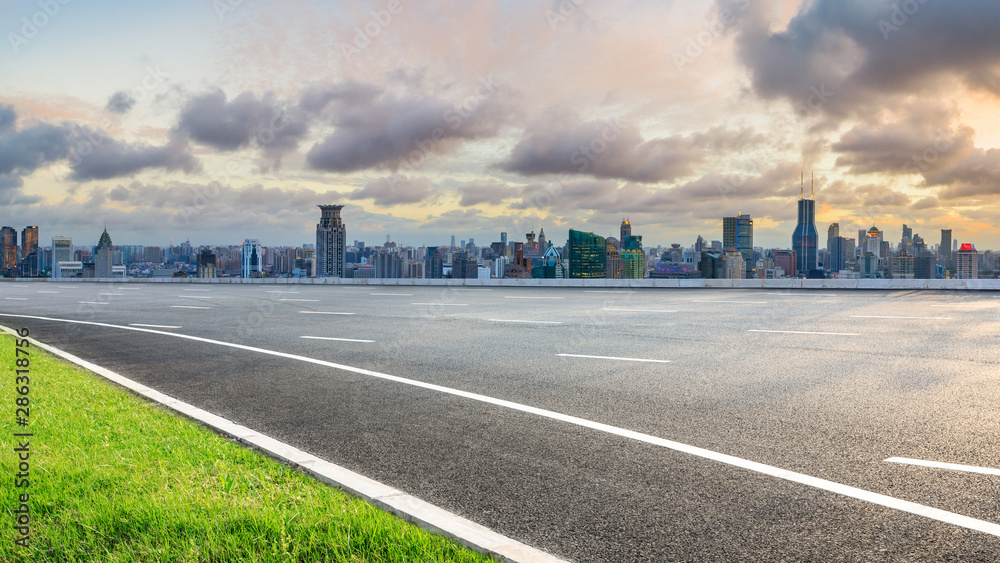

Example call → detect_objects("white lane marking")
761 293 840 297
583 290 636 294
504 296 565 300
602 308 678 313
99 293 124 296
4 298 27 300
370 293 413 296
748 329 859 336
37 291 59 294
170 305 210 309
557 353 670 364
178 295 212 299
182 289 211 292
449 288 493 291
78 301 108 305
885 457 1000 476
129 324 182 329
266 290 300 293
301 336 375 343
299 311 356 315
0 325 564 563
850 315 952 320
930 304 997 308
411 303 469 306
488 319 564 324
118 287 143 290
692 300 767 304
2 313 997 539
279 299 320 302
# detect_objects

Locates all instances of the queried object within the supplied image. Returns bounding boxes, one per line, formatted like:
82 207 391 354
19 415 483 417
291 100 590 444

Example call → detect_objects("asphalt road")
2 282 1000 562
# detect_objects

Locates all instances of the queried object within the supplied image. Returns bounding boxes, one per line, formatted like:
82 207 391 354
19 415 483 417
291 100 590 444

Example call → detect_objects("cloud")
833 122 974 176
0 105 15 132
106 91 136 114
347 175 434 206
177 90 308 165
306 81 509 173
498 109 763 183
727 0 1000 121
68 131 199 181
456 181 520 206
0 119 70 177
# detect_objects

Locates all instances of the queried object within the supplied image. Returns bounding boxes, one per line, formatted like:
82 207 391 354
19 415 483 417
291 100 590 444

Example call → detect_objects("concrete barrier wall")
5 277 1000 290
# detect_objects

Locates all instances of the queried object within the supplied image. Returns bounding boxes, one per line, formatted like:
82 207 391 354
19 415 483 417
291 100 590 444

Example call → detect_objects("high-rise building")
956 243 978 279
772 249 797 278
621 235 644 279
619 218 631 249
723 212 753 276
940 229 953 271
568 229 606 278
0 226 17 275
242 239 262 278
424 246 444 278
605 242 622 278
792 174 818 274
197 249 217 278
20 226 38 276
826 223 839 271
94 228 114 278
316 205 346 277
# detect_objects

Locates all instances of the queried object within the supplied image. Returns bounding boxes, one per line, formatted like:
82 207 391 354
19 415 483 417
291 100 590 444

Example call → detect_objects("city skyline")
2 1 999 249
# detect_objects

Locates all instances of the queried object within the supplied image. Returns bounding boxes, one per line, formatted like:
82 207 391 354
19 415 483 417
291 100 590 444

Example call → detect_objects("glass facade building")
568 229 606 278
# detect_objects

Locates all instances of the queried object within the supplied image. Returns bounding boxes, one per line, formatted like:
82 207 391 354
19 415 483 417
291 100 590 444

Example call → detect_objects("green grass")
0 333 495 562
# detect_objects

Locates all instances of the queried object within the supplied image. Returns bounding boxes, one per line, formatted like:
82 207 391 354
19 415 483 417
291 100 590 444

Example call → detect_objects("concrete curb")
0 327 568 563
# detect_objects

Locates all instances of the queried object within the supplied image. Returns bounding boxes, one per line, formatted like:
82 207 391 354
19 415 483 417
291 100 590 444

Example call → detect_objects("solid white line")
1 313 997 539
692 300 767 304
78 301 108 305
504 296 565 300
170 305 210 309
557 353 670 363
266 290 300 293
370 293 413 296
602 308 678 313
182 289 211 292
130 324 182 329
179 295 212 299
279 299 320 302
299 311 356 315
37 291 59 294
300 336 375 343
488 319 564 324
0 324 564 563
449 288 493 291
885 457 1000 476
850 315 952 320
99 293 124 296
4 298 27 300
748 329 859 336
411 303 469 306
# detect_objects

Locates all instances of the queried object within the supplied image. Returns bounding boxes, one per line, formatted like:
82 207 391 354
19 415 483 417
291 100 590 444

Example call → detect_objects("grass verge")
0 332 494 562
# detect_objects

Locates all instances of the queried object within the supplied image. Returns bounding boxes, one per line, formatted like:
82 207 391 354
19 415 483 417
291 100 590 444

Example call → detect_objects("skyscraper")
956 243 978 279
723 212 753 276
0 226 17 275
940 229 953 271
316 205 346 277
568 229 606 278
242 239 262 278
620 218 631 249
826 223 840 272
94 228 114 278
792 174 818 274
20 226 38 276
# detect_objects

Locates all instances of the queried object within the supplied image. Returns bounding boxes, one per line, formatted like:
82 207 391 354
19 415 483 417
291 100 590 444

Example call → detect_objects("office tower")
94 228 114 278
51 236 72 264
723 212 753 277
525 231 536 249
772 249 797 278
605 242 622 278
143 246 163 263
863 226 883 257
568 229 607 278
621 235 645 279
695 235 705 253
956 243 978 279
914 252 935 279
375 244 404 278
242 239 262 278
826 223 839 271
940 229 952 265
197 249 217 278
0 226 16 275
901 224 912 245
424 246 444 278
316 205 346 277
500 232 507 246
19 226 38 276
828 236 847 272
792 174 818 274
451 235 456 248
620 218 631 250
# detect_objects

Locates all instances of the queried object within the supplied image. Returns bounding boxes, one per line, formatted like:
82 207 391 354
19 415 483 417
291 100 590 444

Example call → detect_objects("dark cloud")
912 196 939 210
0 105 15 132
457 181 520 206
306 82 509 173
498 109 762 183
68 132 199 181
0 120 70 176
106 91 136 114
177 90 308 165
727 0 1000 120
833 122 974 176
347 175 433 206
299 81 381 114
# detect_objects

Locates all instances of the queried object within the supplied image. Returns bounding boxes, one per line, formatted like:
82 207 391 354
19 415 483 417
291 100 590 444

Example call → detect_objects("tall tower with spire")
792 172 819 274
620 217 631 250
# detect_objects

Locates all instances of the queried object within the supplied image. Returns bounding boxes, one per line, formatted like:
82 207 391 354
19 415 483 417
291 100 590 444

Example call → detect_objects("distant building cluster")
3 182 996 280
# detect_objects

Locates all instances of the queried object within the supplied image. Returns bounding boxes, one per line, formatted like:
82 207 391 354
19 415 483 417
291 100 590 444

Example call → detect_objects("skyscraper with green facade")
568 229 606 278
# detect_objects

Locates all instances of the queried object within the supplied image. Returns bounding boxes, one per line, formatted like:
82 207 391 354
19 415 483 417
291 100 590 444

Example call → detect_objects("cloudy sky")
2 0 999 250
